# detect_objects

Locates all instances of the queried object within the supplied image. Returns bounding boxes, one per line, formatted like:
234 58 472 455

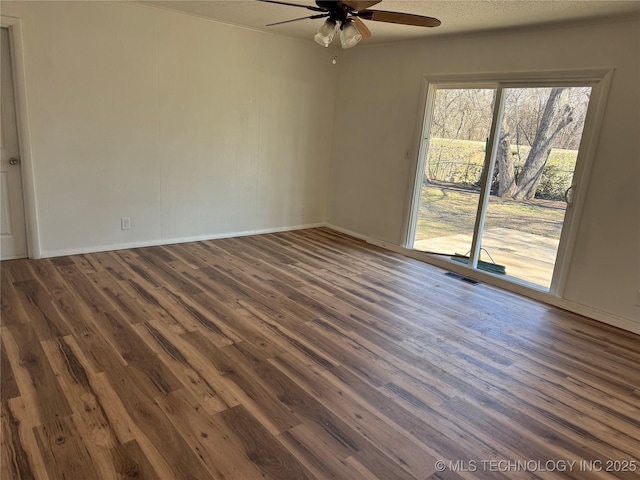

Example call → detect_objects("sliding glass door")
412 87 495 262
409 79 596 292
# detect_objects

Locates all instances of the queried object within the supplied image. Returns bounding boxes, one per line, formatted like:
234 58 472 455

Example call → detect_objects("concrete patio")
414 227 560 289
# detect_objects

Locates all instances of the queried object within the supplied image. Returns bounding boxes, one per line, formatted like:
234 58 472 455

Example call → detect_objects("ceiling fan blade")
266 13 328 26
340 0 382 12
257 0 326 13
357 10 441 27
352 17 372 40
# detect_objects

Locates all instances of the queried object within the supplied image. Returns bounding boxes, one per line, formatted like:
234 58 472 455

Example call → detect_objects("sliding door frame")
405 69 613 297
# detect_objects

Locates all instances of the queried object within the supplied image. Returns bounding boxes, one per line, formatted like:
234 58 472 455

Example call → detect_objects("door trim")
1 16 40 259
549 69 613 296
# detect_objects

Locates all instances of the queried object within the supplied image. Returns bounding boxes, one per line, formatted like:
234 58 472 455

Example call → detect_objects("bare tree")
512 88 574 200
493 87 575 200
496 117 517 197
426 86 585 199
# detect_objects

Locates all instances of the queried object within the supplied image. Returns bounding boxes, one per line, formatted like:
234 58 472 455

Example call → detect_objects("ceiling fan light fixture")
314 18 337 47
339 20 362 49
261 0 442 48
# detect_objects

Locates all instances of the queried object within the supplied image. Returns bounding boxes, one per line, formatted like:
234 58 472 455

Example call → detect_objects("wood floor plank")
137 318 243 410
154 388 274 480
39 336 121 478
2 396 53 480
190 291 282 355
237 299 338 369
131 321 230 414
3 324 72 423
2 260 37 283
12 280 71 341
87 270 157 324
224 341 363 457
23 263 126 374
1 227 638 479
92 309 184 396
53 263 114 315
271 353 441 479
136 248 204 296
123 279 193 336
278 423 370 480
110 439 162 480
83 251 129 279
33 415 101 480
1 400 36 480
156 286 239 343
105 365 216 479
1 268 30 327
181 330 301 435
1 337 20 401
219 404 318 480
404 333 640 456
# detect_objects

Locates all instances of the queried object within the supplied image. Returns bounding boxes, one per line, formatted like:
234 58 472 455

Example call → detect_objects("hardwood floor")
1 227 639 479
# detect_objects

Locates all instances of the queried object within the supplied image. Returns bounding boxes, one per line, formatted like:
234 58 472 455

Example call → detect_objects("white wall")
327 18 640 328
3 1 336 256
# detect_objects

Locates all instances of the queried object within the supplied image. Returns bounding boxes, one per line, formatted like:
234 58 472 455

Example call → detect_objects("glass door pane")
413 88 496 257
480 86 591 289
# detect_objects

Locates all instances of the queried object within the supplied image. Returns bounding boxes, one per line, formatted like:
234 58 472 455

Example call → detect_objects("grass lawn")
428 137 578 172
415 184 567 242
426 138 578 200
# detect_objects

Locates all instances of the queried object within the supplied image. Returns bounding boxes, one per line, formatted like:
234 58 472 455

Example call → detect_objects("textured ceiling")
142 0 640 44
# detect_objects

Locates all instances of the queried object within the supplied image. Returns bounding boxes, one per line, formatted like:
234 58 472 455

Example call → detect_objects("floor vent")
445 271 480 285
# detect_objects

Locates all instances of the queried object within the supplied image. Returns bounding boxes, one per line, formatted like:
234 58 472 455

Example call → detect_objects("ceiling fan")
258 0 441 48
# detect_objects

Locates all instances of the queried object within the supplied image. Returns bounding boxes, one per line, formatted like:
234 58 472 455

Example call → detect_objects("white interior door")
1 27 28 260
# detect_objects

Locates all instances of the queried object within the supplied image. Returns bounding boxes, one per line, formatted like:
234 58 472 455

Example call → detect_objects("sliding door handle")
564 184 576 207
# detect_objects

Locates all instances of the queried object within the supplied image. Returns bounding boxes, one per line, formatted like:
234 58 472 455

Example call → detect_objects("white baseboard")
323 223 640 336
321 223 372 242
39 222 326 259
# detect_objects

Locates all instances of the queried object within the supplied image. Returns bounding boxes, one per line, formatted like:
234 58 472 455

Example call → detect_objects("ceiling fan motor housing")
316 0 351 23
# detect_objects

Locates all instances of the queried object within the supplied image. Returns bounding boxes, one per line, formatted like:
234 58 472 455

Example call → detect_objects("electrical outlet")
300 206 305 217
121 217 131 230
